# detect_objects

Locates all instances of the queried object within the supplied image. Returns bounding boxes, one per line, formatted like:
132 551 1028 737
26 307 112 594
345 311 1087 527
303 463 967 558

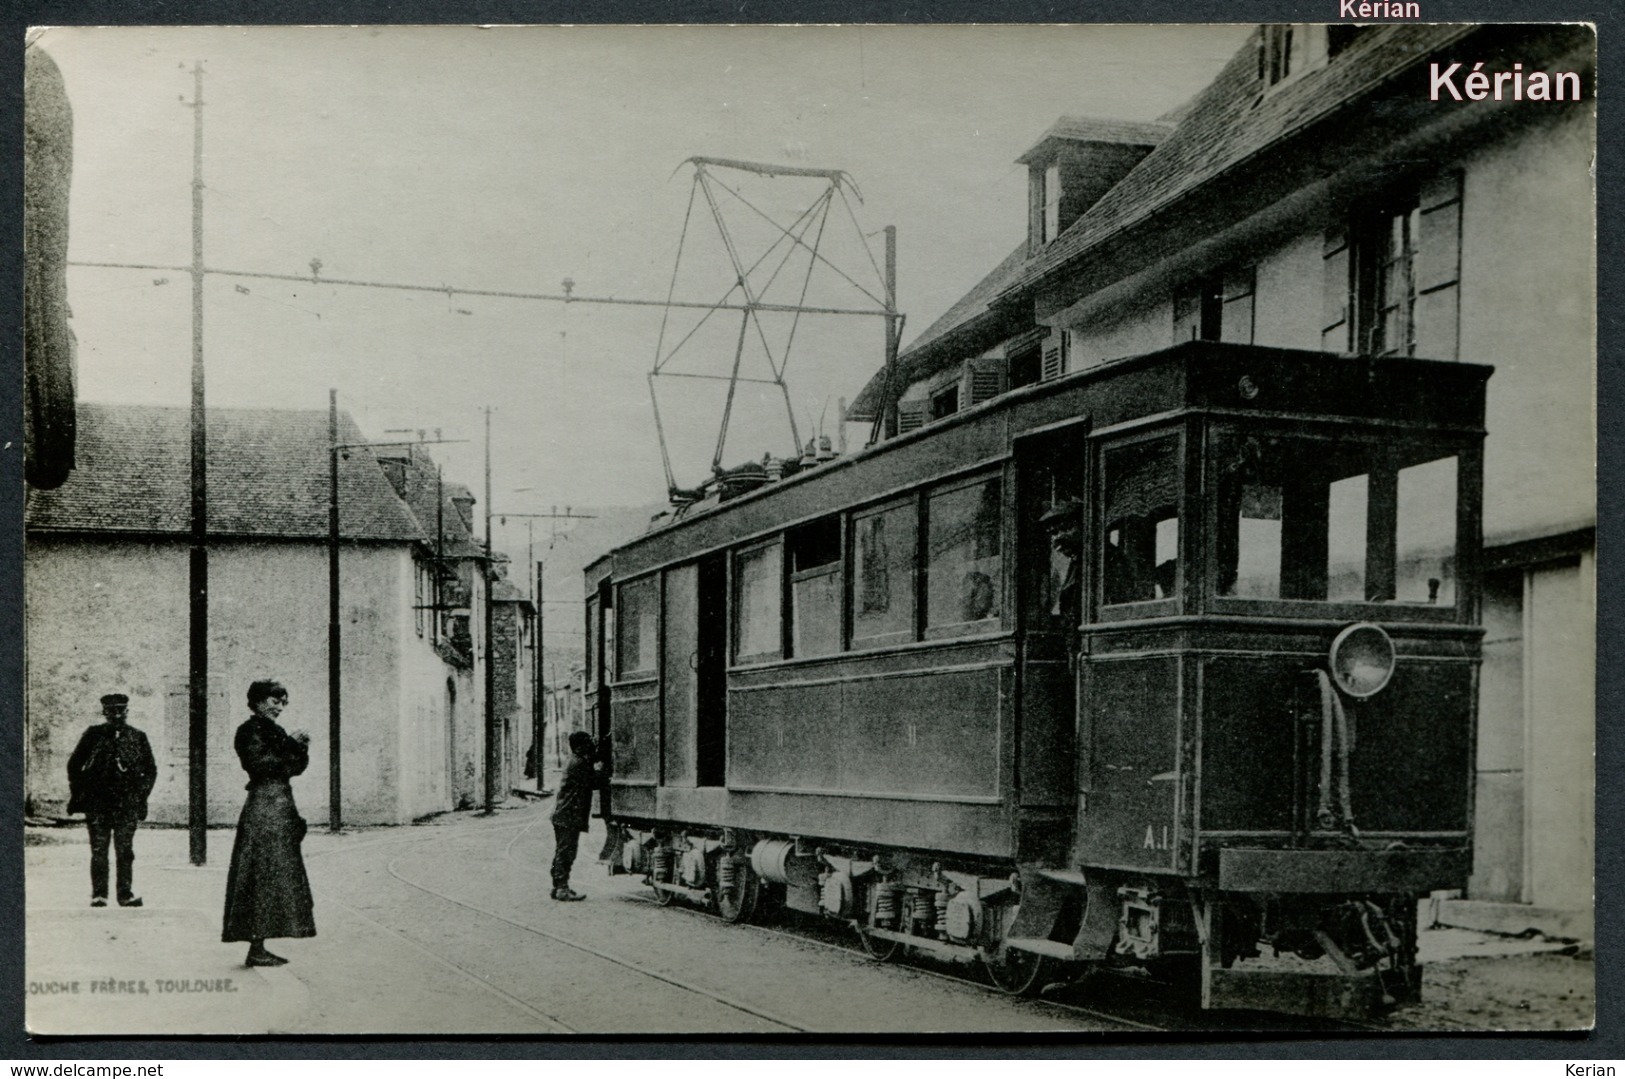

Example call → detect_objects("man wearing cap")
1040 497 1084 628
66 694 158 908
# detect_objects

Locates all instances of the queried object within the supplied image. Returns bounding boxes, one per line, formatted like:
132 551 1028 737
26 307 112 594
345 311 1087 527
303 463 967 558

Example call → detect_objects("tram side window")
1214 433 1459 606
925 476 1003 634
1102 439 1181 606
852 500 917 649
734 542 783 663
789 517 842 658
616 577 658 680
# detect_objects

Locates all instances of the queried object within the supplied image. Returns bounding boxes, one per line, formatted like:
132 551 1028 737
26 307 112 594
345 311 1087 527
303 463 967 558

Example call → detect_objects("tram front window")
1102 437 1181 607
1214 432 1458 608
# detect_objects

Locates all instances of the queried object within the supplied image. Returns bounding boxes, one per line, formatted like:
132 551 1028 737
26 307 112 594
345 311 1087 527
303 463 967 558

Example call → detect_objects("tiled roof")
24 403 425 541
381 448 485 559
848 240 1031 419
849 25 1486 417
906 239 1032 362
490 578 530 603
1011 24 1477 291
1014 115 1171 164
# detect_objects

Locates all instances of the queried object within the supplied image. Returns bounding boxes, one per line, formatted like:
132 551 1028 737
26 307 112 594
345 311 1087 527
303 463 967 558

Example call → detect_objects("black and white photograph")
21 20 1596 1038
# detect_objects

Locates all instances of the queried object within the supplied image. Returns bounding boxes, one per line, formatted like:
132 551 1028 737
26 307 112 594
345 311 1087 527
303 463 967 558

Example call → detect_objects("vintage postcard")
22 22 1595 1037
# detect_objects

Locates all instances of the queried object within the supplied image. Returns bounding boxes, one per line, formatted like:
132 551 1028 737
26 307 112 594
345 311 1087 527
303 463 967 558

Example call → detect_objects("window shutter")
1321 226 1352 352
1414 170 1463 361
964 358 1005 406
1041 343 1064 382
897 401 928 434
1220 265 1256 345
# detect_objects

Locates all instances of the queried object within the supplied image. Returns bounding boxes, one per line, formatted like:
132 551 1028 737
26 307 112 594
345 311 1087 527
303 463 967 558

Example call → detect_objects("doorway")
696 553 728 787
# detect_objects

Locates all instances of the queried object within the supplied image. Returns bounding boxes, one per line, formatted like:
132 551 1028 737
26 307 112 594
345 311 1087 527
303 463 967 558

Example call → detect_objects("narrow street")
27 801 1119 1035
25 799 1592 1037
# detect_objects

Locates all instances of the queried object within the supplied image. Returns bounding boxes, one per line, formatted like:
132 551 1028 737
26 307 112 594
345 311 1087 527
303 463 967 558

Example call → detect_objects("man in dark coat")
549 731 607 901
66 693 158 907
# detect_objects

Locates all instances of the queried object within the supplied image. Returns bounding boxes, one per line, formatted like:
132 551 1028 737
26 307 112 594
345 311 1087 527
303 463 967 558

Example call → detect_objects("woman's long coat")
221 716 316 943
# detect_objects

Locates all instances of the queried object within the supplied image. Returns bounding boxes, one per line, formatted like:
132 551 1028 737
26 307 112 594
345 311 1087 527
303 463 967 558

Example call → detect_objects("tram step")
859 925 980 962
650 879 712 902
1003 937 1076 960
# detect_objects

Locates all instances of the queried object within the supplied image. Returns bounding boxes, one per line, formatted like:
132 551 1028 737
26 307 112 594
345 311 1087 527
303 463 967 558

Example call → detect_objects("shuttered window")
1333 171 1463 360
1322 227 1352 352
965 358 1006 406
897 400 928 434
1040 330 1070 382
1413 172 1463 361
1175 267 1253 344
1220 265 1256 345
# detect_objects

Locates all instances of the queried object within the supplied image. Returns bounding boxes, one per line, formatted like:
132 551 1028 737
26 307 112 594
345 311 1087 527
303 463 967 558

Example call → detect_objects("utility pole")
882 225 900 442
493 503 595 794
483 408 497 816
187 60 208 866
328 391 341 833
546 555 552 793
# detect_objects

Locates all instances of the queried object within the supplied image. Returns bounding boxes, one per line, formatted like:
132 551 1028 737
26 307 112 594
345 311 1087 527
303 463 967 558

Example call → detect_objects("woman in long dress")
222 680 316 966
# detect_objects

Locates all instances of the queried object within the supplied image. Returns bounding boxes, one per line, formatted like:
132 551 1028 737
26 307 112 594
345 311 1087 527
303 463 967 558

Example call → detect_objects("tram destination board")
19 20 1596 1041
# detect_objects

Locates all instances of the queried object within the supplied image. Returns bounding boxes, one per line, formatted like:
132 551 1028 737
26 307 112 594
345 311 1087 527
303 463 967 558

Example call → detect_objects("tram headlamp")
1328 622 1395 698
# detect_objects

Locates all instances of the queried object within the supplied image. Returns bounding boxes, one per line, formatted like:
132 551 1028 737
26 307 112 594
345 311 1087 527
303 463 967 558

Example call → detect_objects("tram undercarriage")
616 825 1424 1018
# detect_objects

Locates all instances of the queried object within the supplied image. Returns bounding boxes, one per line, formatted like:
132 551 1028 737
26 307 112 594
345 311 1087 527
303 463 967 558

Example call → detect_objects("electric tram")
583 338 1487 1018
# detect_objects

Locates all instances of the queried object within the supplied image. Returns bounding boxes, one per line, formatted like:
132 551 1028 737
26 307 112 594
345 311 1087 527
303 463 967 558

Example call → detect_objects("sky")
38 23 1249 558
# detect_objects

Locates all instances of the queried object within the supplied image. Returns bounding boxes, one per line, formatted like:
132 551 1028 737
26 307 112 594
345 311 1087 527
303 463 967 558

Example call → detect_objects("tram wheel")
980 942 1057 996
856 924 900 962
649 848 677 906
713 859 759 924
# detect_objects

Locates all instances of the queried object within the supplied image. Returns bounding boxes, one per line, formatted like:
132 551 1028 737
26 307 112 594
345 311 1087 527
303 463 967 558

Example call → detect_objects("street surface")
24 799 1593 1036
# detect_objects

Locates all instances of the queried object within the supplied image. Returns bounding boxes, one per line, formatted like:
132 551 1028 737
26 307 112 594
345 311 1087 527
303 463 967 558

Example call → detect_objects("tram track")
343 807 1391 1035
493 813 1160 1033
617 889 1167 1033
379 819 816 1034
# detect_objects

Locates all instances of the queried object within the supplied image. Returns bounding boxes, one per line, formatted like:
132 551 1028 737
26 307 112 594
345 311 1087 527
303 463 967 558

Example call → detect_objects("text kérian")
1340 1 1419 15
1431 62 1584 101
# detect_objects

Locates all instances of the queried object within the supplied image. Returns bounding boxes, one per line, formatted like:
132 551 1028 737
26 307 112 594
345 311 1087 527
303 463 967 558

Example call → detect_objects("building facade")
853 24 1594 927
24 403 528 826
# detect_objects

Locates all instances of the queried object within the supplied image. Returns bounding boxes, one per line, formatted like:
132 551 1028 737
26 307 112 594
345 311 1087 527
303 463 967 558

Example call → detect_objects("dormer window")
1260 24 1364 89
1043 164 1062 244
1020 116 1169 256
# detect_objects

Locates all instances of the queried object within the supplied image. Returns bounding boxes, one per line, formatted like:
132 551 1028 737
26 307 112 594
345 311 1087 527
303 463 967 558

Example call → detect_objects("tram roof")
592 343 1490 582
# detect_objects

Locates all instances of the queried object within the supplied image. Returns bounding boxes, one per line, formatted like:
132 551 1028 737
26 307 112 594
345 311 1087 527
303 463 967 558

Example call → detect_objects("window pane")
1326 475 1369 601
735 545 782 660
1043 164 1061 242
790 517 841 658
1104 439 1180 605
926 478 1003 629
1396 455 1458 605
617 578 657 678
1215 432 1459 609
853 504 915 644
792 571 841 657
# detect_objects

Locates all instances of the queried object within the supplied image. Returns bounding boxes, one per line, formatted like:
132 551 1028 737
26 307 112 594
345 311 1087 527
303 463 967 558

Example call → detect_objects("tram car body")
583 341 1488 1017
